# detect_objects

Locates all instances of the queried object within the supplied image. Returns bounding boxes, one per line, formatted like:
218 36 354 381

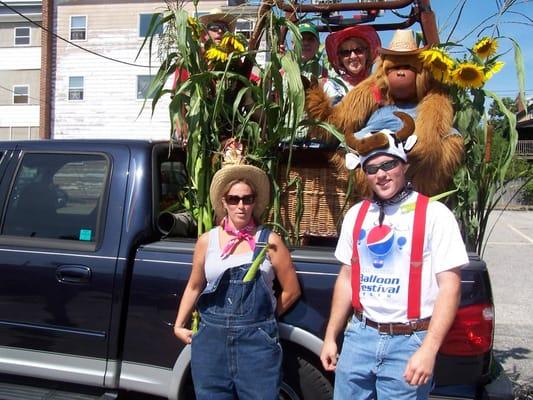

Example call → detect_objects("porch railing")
516 140 533 159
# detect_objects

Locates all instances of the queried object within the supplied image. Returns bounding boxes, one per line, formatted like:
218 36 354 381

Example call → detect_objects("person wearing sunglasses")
322 25 381 105
198 8 236 45
320 125 468 399
173 141 301 399
171 9 237 147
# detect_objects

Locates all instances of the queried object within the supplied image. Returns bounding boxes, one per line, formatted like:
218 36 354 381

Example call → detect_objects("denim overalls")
191 228 282 400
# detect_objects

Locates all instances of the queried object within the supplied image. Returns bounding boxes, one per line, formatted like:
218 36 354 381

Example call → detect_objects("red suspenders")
408 194 429 319
350 194 429 319
351 200 371 311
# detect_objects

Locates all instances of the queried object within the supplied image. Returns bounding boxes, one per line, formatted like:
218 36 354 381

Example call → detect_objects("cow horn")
393 111 415 140
346 132 389 156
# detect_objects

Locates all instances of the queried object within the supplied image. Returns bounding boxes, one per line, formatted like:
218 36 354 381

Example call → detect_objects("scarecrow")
306 29 463 197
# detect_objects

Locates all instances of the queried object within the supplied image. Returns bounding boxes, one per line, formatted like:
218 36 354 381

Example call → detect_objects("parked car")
0 140 512 399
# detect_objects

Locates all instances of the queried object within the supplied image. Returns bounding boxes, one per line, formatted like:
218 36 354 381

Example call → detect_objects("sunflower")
473 37 498 59
419 48 455 83
187 16 202 38
220 34 245 54
205 46 229 63
451 62 486 89
484 61 504 80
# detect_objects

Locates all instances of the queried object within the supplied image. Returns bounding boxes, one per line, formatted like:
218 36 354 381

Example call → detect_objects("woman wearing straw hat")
173 141 301 399
198 8 237 46
322 25 381 105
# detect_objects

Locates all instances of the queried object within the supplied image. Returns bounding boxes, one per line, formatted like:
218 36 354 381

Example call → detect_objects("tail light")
439 303 494 356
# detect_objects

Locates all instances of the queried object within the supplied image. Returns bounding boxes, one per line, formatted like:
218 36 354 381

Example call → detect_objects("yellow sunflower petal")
473 37 498 59
187 16 201 38
451 62 486 89
220 35 231 48
205 47 229 63
220 34 246 54
485 61 504 80
419 48 454 83
233 39 245 53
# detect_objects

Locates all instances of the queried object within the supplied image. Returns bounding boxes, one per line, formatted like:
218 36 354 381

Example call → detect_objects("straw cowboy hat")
199 8 237 33
325 25 381 74
209 141 270 221
378 29 428 56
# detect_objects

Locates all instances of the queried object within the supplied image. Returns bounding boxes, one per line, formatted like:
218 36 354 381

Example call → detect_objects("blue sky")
377 0 533 100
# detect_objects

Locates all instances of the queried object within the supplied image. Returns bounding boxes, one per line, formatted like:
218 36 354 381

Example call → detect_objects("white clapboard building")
0 0 42 140
42 0 259 140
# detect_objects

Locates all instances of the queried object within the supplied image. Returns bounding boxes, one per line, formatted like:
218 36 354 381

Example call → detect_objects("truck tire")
280 343 333 400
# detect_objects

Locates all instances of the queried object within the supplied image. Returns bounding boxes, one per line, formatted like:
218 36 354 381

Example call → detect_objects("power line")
0 0 153 68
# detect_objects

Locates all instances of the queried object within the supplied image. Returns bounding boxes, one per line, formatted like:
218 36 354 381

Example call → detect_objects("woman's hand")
173 233 208 345
174 325 193 344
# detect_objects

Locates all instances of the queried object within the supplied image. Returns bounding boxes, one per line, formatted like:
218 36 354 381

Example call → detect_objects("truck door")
0 146 129 386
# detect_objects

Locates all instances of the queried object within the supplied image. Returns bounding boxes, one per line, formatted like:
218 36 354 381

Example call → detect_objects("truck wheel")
280 344 333 400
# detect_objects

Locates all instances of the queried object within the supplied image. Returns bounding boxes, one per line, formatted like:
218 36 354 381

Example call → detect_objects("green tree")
488 96 517 138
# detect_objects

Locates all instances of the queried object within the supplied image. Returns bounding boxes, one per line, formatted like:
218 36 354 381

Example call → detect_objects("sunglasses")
225 194 256 205
338 47 367 58
364 159 401 175
207 22 229 32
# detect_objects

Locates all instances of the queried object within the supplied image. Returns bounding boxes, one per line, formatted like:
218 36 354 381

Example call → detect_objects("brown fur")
305 54 464 197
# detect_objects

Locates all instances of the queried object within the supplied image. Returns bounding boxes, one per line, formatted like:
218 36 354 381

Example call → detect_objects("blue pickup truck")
0 140 513 400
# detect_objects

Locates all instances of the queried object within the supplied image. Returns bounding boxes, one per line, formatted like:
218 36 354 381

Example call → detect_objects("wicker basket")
275 148 355 241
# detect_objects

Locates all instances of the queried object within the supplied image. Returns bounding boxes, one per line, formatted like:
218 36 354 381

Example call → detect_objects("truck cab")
0 140 512 400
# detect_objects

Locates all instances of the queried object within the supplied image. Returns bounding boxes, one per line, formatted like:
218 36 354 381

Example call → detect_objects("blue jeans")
334 317 432 400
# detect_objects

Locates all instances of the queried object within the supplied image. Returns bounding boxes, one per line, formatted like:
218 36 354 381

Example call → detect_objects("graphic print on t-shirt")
357 221 409 299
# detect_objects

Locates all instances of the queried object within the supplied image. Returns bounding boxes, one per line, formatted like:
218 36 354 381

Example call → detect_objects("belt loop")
409 319 418 332
358 311 367 328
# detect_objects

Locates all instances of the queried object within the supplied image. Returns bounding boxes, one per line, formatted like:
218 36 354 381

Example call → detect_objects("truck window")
2 153 109 242
160 160 187 212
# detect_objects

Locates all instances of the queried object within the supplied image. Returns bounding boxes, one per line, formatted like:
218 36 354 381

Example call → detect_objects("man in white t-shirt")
320 124 469 399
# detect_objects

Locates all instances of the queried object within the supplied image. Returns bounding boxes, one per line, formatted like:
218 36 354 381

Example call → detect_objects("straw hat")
209 141 270 221
378 29 428 56
199 8 237 33
325 25 381 75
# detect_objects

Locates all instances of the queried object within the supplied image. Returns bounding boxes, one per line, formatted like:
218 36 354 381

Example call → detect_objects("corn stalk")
138 4 316 241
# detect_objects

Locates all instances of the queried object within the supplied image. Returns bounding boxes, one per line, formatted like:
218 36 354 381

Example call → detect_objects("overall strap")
407 194 429 319
351 200 371 311
253 227 271 260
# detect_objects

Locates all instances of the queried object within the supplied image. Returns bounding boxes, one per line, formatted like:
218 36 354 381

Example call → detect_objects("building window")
137 75 155 99
236 19 254 39
13 86 29 104
14 27 31 46
139 13 163 37
69 76 84 101
70 16 87 40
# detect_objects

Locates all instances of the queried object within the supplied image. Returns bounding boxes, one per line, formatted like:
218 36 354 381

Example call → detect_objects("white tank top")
204 226 276 302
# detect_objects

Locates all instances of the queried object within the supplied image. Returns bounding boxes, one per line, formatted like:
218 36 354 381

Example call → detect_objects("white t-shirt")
335 192 469 323
323 77 353 106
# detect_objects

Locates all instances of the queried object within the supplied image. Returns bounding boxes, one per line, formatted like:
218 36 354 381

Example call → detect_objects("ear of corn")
243 244 269 282
191 310 200 333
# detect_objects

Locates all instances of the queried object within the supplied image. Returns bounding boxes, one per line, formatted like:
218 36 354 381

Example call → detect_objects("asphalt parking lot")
483 210 533 385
